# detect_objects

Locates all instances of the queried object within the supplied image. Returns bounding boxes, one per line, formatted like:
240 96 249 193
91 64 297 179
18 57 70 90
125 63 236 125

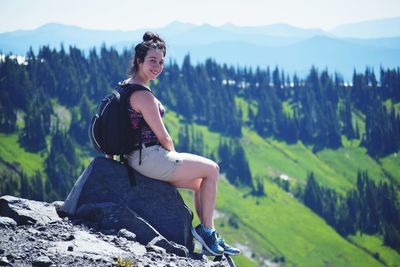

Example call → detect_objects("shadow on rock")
60 157 194 257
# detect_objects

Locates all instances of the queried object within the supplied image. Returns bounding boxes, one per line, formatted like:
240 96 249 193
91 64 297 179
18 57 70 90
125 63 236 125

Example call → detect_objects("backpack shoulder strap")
118 83 153 98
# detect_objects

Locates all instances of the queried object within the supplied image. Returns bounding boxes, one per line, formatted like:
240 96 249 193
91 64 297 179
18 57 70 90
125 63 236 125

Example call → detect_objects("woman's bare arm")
130 91 175 151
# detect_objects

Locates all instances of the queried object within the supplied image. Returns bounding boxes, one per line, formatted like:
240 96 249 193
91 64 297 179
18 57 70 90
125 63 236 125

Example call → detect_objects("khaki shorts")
126 145 183 181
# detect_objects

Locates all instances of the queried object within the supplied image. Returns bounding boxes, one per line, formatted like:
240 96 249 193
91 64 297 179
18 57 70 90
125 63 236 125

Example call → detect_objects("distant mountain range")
1 17 400 80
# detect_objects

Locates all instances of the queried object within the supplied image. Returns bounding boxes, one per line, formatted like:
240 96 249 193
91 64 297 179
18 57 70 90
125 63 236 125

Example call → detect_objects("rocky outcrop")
0 195 234 266
0 195 61 225
60 157 193 257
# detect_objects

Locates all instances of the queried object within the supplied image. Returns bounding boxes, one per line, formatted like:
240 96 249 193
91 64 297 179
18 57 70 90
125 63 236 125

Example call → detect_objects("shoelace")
209 230 218 243
214 231 224 244
218 237 228 247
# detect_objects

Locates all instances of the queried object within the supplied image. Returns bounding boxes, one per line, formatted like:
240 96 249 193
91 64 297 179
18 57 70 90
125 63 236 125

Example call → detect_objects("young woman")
125 32 239 256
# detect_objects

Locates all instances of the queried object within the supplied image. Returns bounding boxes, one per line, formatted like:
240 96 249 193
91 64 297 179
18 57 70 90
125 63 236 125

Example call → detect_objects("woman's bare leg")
168 153 219 228
169 177 202 221
194 190 202 222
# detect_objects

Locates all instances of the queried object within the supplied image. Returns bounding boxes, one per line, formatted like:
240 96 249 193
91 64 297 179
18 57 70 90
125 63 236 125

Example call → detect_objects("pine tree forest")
1 45 400 251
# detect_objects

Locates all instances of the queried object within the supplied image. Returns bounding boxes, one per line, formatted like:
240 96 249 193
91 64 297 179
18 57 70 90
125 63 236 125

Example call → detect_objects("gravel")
0 218 232 266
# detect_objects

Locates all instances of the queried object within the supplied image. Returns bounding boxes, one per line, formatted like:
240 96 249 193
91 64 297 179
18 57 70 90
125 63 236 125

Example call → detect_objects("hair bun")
143 31 163 43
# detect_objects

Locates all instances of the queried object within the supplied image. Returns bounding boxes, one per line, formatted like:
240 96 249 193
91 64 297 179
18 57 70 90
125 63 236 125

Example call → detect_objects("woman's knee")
207 161 219 181
214 162 220 174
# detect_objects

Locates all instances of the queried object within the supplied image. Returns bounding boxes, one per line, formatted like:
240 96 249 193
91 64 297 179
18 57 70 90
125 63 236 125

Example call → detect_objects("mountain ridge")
330 16 400 38
1 18 399 81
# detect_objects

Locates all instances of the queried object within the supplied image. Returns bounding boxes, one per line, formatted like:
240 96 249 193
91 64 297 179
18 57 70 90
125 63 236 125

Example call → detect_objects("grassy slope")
380 153 400 184
0 109 398 267
164 112 398 267
217 179 383 267
349 233 400 267
0 100 73 178
180 178 384 267
0 133 45 176
316 144 389 186
242 128 355 192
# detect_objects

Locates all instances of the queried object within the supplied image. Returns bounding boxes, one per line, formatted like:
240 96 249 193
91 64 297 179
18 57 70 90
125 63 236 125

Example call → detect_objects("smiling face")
137 48 165 82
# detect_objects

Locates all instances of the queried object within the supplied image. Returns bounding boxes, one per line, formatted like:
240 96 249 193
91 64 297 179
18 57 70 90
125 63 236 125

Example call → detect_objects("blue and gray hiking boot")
202 232 241 256
192 224 224 256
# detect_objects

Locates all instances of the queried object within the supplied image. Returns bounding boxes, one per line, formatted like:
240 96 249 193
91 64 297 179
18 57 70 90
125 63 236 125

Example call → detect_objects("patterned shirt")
128 98 165 144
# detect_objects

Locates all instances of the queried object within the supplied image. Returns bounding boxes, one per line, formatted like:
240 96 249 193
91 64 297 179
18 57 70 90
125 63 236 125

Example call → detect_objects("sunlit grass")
317 146 388 185
0 133 45 176
349 233 400 267
216 178 384 267
380 152 400 184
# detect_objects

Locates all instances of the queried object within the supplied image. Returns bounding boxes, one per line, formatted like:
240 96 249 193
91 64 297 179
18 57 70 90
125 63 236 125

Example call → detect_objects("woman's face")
138 48 165 81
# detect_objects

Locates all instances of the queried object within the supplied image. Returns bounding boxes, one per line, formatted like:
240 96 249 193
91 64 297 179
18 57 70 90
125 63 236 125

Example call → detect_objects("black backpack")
89 83 151 156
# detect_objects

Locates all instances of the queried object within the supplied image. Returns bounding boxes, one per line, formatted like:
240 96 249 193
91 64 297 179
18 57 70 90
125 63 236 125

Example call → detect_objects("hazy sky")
1 0 400 33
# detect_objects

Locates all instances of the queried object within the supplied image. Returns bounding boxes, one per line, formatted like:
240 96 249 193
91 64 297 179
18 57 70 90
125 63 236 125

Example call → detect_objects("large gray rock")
0 195 61 225
60 157 194 256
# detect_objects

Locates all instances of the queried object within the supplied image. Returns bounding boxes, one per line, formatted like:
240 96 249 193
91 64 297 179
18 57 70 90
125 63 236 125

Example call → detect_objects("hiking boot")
202 233 241 256
192 224 224 256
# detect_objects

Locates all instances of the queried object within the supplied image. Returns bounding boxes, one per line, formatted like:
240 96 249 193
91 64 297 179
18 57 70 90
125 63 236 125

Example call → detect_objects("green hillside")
349 233 400 267
0 107 398 267
1 49 399 266
215 179 384 267
164 112 400 267
0 133 45 176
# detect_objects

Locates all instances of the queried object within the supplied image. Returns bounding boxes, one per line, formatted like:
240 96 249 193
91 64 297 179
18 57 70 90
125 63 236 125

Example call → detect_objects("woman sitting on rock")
124 31 240 256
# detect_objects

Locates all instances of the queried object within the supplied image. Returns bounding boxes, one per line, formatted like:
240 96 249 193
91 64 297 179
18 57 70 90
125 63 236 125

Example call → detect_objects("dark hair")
128 32 166 77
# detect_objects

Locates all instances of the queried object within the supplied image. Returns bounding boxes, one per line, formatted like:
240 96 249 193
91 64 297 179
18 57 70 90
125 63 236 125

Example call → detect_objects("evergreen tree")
0 168 20 197
251 176 266 196
272 66 282 96
28 46 58 98
177 125 190 152
31 171 44 201
339 91 356 139
0 94 17 133
217 139 230 177
69 94 93 145
363 102 400 157
45 128 80 200
0 55 32 111
335 197 355 236
217 140 252 187
18 89 51 152
383 224 400 252
230 143 252 187
351 70 374 113
18 109 47 152
380 67 400 101
303 172 323 215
